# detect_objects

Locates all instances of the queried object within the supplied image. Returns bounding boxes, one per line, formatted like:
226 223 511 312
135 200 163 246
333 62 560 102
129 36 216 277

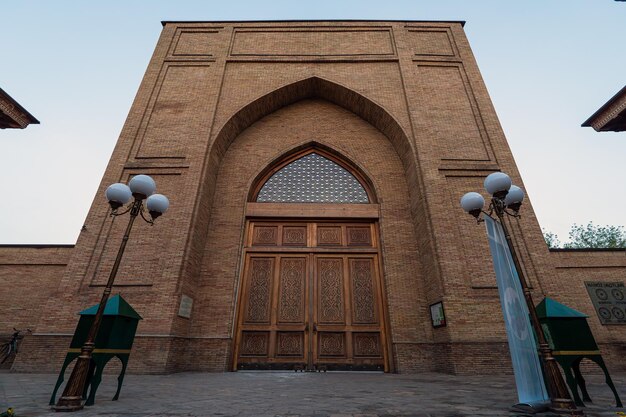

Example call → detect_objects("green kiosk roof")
79 294 142 320
536 297 588 319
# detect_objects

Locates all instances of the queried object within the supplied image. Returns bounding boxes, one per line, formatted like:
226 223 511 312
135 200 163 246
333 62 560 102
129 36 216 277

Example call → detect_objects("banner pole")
493 199 582 416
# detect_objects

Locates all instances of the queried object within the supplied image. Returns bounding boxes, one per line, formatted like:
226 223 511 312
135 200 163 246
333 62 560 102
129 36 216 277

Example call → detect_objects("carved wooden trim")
347 226 372 247
350 258 377 324
317 258 345 324
282 226 307 246
252 226 278 246
277 257 306 323
244 258 274 324
240 331 270 357
353 332 382 357
0 88 38 129
317 227 343 246
246 203 379 219
318 332 346 357
276 332 304 357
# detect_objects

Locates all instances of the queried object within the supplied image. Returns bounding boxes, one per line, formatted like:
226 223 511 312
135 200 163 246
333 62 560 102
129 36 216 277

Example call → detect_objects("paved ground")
0 371 624 417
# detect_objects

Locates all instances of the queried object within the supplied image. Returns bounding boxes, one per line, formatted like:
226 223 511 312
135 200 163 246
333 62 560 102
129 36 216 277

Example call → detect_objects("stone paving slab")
0 371 624 417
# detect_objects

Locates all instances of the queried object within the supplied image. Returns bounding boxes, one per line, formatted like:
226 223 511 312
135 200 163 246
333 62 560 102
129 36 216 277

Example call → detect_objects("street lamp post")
54 175 169 412
460 172 583 416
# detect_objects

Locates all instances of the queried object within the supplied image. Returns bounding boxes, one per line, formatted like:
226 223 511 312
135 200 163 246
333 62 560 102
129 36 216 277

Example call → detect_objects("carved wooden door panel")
236 254 309 370
313 254 384 371
235 220 388 371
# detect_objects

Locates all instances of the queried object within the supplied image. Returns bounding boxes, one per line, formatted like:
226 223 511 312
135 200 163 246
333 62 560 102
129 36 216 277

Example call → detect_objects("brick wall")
0 245 72 369
547 249 626 372
7 21 624 376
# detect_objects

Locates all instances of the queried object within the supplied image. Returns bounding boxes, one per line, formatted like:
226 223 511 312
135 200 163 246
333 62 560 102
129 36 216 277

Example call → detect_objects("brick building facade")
2 20 624 374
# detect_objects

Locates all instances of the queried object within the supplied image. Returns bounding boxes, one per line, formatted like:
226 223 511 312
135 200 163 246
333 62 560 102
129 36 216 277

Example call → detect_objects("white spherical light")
129 175 156 198
460 192 485 213
146 194 169 215
105 183 132 205
504 185 525 205
484 172 512 196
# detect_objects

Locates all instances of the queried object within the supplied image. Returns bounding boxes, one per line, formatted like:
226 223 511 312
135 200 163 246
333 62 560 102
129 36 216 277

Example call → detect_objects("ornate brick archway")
189 78 434 374
197 77 427 244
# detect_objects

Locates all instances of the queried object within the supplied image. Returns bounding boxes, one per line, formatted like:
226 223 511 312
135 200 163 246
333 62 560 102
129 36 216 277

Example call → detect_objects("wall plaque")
585 282 626 325
430 301 446 328
178 294 193 319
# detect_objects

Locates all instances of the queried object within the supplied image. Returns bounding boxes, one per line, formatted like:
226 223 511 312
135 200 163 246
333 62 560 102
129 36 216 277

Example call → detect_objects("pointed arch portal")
203 77 419 217
233 145 391 372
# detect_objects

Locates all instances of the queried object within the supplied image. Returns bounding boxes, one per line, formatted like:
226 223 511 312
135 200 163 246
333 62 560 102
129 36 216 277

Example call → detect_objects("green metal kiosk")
537 297 622 408
50 294 142 406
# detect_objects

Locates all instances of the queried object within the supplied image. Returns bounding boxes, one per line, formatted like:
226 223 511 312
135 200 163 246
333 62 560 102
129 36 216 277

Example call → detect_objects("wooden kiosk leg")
592 357 623 408
49 355 77 405
113 355 129 401
85 357 109 406
81 359 96 400
572 359 592 403
563 364 585 407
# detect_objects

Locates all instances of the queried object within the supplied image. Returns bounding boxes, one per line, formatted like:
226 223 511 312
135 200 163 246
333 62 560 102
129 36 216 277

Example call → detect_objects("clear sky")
1 1 625 244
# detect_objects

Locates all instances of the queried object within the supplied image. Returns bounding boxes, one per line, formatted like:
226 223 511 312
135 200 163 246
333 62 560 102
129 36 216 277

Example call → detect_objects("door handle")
313 323 318 332
305 323 309 331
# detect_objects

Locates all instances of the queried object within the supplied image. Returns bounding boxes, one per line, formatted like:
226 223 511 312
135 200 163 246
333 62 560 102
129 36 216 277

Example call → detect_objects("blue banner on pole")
484 216 549 405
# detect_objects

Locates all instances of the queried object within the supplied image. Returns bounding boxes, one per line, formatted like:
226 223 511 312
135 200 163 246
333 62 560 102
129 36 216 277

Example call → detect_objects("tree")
543 223 626 249
563 222 626 249
543 229 562 249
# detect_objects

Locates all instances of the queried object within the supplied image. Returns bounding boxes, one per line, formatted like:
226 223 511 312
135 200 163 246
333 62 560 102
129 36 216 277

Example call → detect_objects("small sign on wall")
430 301 446 328
178 294 193 319
585 281 626 325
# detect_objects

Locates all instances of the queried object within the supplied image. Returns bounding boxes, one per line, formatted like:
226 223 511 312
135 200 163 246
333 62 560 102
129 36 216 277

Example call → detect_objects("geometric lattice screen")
256 153 369 203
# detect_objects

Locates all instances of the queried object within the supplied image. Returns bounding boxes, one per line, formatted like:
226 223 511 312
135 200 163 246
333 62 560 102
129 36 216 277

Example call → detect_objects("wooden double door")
234 221 388 371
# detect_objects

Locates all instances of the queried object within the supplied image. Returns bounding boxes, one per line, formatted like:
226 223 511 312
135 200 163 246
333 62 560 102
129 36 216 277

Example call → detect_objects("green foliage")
563 222 626 249
543 222 626 249
543 229 562 248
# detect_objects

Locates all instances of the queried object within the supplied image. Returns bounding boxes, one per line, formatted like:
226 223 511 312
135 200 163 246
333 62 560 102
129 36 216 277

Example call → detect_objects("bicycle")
0 328 31 365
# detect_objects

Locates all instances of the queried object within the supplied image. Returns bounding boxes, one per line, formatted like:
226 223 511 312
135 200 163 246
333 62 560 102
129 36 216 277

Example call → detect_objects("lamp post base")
52 348 93 412
550 408 585 416
550 399 585 416
52 396 84 412
511 401 550 414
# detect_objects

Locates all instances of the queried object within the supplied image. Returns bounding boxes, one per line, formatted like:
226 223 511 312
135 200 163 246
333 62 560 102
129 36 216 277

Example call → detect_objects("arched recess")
191 75 428 279
187 77 436 373
194 76 426 262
